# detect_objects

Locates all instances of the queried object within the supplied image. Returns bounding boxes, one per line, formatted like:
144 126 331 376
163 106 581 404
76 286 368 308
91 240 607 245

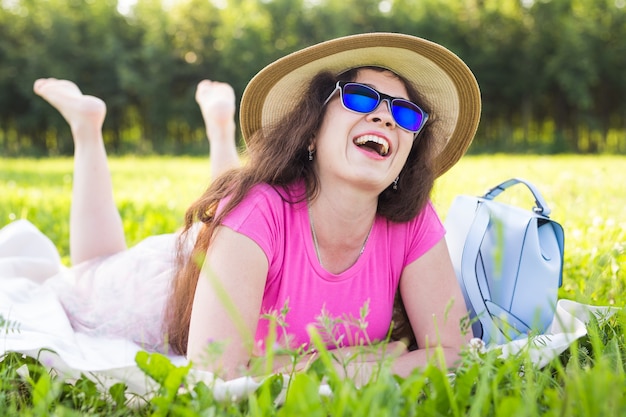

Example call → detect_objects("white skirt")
0 219 198 353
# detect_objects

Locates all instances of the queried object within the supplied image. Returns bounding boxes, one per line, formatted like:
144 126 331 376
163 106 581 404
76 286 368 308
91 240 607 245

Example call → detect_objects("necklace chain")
308 203 373 268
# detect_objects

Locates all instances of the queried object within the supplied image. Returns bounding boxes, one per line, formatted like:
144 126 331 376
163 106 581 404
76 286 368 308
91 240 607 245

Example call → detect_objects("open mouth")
354 135 390 157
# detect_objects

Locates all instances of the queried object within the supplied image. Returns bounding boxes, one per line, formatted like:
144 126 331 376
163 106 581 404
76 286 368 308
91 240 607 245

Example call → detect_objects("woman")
167 33 481 379
31 32 481 381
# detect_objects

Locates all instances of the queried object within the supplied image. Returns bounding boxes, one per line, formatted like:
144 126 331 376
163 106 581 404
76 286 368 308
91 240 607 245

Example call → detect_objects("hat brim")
240 32 481 177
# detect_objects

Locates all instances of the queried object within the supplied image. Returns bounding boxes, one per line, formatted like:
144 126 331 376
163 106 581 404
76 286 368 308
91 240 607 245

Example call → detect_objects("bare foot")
195 80 236 145
33 78 106 139
195 79 240 177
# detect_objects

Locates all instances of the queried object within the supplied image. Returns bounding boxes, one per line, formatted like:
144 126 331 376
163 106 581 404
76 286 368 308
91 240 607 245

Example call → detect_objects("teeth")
354 135 390 156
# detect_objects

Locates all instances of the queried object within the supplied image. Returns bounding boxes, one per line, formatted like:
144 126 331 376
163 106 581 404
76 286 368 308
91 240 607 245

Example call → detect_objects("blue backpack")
444 178 565 344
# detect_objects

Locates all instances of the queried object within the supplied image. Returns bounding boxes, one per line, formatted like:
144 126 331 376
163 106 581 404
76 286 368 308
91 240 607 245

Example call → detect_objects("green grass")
0 156 210 263
1 154 625 416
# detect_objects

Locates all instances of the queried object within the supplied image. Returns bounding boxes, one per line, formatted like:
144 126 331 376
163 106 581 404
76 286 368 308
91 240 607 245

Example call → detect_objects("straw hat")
240 32 481 177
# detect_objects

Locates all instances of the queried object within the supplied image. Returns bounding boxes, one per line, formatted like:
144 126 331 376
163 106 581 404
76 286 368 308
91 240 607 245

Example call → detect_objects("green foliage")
2 312 625 416
0 351 138 415
0 314 20 334
1 0 625 155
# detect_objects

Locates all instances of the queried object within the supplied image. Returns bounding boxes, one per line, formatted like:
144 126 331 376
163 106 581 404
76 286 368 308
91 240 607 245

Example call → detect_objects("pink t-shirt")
220 181 445 352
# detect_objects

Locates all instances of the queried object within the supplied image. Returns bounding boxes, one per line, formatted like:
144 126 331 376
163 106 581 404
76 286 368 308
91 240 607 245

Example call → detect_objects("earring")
392 176 399 191
308 147 315 161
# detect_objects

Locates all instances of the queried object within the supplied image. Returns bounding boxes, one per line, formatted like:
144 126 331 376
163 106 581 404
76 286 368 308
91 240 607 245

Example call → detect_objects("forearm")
253 341 404 376
329 346 462 387
389 347 461 378
262 341 460 382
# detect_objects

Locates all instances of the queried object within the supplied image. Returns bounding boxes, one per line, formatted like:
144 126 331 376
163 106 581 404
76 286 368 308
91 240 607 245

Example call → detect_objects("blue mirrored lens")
391 100 424 132
340 82 425 133
342 84 379 113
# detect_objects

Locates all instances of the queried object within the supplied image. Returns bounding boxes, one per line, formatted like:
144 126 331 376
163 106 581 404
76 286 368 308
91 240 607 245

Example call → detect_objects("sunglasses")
323 81 429 134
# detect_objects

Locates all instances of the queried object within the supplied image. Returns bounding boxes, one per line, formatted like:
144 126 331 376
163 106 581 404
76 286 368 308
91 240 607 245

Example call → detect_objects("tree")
1 0 624 155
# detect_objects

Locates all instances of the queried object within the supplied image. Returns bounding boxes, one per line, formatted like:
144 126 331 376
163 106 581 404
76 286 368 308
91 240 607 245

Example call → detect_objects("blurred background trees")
1 0 624 156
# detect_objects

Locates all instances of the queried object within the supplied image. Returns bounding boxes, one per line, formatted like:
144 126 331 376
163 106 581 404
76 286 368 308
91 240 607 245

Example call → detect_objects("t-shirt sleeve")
217 185 283 264
404 201 446 266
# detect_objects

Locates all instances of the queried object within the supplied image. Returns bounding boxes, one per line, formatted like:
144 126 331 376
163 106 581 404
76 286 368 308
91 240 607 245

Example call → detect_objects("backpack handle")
482 178 552 216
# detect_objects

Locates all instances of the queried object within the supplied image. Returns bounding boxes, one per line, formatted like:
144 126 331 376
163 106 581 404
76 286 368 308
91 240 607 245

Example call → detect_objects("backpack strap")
460 202 532 343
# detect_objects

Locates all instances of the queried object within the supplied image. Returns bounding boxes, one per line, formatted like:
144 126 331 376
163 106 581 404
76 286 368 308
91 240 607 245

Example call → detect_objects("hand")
332 341 408 386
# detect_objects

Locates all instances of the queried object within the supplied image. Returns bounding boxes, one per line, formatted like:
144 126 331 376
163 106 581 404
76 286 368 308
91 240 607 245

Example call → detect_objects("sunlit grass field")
2 154 624 305
1 154 625 415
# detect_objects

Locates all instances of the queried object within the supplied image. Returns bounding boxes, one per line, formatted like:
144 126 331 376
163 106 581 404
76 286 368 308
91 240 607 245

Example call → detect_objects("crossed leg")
34 78 241 265
195 80 241 180
34 78 126 265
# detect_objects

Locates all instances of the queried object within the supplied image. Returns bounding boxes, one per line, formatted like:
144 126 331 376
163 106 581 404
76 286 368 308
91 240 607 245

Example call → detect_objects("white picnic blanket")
0 219 614 400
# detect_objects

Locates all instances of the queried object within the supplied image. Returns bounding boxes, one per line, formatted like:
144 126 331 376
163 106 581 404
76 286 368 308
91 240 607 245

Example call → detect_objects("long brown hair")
165 67 439 355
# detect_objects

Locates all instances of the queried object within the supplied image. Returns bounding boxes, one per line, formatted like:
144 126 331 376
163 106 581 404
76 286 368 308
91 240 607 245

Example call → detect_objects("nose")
365 98 396 129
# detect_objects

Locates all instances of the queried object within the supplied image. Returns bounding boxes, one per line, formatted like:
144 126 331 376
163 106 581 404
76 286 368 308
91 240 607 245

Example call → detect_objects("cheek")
316 109 360 148
396 138 414 161
321 102 363 131
392 141 415 174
